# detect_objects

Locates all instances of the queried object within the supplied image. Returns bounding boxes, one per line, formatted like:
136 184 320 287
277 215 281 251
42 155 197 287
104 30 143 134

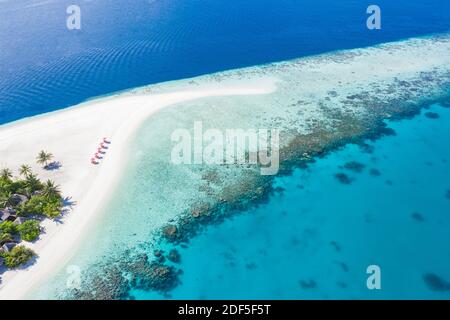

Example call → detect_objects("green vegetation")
0 168 13 180
1 245 35 268
18 194 62 218
0 221 17 235
0 157 63 269
1 169 62 219
0 221 17 245
36 150 53 169
19 164 32 177
1 219 42 243
17 220 41 242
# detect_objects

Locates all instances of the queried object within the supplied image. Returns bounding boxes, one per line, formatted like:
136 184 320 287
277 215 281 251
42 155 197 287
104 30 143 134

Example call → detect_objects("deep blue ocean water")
1 0 449 124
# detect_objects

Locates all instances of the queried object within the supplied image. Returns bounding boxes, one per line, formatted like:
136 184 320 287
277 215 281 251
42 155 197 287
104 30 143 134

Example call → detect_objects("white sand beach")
0 78 277 299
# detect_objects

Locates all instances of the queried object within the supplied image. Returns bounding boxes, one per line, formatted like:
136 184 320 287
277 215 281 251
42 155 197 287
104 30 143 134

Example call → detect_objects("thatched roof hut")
0 211 11 222
13 217 27 226
10 194 28 206
2 242 16 253
0 207 17 222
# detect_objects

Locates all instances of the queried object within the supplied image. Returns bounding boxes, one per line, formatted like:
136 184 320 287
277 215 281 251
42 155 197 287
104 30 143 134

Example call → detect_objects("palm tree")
36 151 53 168
43 179 61 199
19 164 32 177
24 173 42 195
0 191 12 207
0 168 13 180
0 193 8 207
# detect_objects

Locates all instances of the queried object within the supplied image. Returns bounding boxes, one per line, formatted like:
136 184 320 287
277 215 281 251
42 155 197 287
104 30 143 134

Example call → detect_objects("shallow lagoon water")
136 103 450 299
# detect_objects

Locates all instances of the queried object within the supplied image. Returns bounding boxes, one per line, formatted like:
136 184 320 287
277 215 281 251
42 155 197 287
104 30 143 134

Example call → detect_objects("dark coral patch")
154 250 163 257
330 241 341 252
299 280 317 289
423 273 450 292
378 127 396 137
133 262 180 292
411 212 425 222
424 112 440 119
369 168 381 177
69 265 131 300
274 186 286 194
343 161 365 173
245 263 258 270
334 173 354 185
167 249 181 263
358 143 374 154
67 254 180 300
162 225 179 242
338 262 349 272
154 250 166 263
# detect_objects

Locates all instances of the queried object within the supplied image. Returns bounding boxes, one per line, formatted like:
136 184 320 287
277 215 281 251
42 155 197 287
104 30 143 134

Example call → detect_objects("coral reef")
334 173 354 185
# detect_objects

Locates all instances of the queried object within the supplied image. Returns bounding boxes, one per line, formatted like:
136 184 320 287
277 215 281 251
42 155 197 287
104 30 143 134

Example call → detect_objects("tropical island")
0 151 63 270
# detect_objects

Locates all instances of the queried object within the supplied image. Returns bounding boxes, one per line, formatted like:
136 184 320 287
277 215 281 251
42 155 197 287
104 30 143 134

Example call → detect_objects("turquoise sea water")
145 103 450 299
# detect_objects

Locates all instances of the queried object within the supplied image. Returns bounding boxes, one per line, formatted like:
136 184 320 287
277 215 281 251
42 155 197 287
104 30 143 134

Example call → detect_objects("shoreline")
0 78 278 299
1 31 448 127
